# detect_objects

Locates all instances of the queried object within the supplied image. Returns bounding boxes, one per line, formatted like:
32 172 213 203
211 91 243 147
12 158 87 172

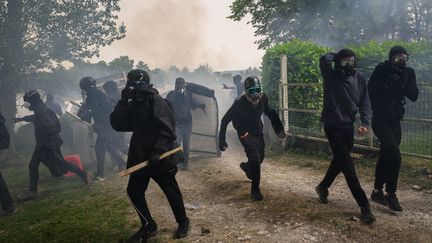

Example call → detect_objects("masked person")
15 91 92 201
368 46 419 211
219 76 286 201
77 77 126 180
103 80 129 156
315 49 375 223
110 69 189 242
45 93 63 117
222 74 245 99
166 77 205 170
0 111 16 215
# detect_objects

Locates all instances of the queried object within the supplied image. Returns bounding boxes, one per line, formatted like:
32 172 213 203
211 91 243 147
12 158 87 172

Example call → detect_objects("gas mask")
392 53 409 69
177 88 186 94
246 86 262 103
81 90 87 100
338 59 356 76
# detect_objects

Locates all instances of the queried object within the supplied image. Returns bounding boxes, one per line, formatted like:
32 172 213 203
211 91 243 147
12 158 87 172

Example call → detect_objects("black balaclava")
103 80 118 96
23 90 42 110
334 48 357 77
175 77 186 94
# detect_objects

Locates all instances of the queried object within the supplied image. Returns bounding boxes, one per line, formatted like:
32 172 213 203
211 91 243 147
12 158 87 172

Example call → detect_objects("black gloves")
148 154 160 167
219 140 228 151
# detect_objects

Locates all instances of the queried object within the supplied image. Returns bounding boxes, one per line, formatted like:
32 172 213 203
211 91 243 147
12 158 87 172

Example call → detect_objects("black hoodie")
110 85 181 176
0 112 10 150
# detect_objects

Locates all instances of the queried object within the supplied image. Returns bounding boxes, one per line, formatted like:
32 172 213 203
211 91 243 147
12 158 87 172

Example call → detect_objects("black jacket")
319 54 371 127
368 61 419 124
110 86 181 176
21 103 63 150
45 101 63 117
219 93 284 143
0 112 10 150
165 89 200 125
78 88 113 132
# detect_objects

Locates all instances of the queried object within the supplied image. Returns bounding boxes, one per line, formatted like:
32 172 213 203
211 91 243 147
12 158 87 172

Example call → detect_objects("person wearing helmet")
14 90 92 201
165 77 205 170
44 93 63 117
368 46 419 212
219 76 286 201
0 110 16 215
315 49 375 224
110 69 189 242
77 77 126 180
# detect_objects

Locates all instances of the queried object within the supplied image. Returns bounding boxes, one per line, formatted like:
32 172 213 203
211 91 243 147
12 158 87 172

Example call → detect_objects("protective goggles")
393 54 409 63
340 59 356 67
246 86 262 95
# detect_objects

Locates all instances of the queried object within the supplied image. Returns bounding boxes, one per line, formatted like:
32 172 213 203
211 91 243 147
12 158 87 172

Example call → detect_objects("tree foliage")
229 0 432 49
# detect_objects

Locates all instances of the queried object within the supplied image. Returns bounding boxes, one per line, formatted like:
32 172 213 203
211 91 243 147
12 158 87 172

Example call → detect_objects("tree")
108 56 134 72
229 0 432 49
0 0 125 134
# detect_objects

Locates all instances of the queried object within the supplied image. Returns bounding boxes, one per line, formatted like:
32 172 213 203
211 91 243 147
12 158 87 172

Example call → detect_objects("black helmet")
79 76 97 92
175 77 185 84
23 90 42 104
127 69 150 84
103 80 118 94
244 76 261 90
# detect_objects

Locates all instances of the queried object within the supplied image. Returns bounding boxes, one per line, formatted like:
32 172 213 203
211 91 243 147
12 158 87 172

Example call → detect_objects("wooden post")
280 55 289 133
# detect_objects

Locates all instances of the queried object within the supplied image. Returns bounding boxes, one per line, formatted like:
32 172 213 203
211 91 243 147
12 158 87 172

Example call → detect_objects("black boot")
174 218 190 239
360 206 376 224
127 222 157 243
315 185 329 204
386 193 403 211
251 189 263 201
371 189 386 206
240 162 252 180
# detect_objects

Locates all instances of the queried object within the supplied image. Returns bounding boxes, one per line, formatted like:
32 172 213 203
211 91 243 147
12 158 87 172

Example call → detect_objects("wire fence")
279 55 432 159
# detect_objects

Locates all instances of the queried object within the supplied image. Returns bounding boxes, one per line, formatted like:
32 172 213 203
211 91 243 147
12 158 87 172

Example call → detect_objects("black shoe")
315 186 328 204
386 193 403 211
251 189 263 201
16 190 37 202
371 189 387 206
127 223 157 243
360 206 376 224
1 205 17 216
174 218 190 239
240 162 252 180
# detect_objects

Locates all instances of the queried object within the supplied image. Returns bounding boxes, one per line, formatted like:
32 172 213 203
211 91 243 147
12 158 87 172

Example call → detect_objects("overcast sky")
96 0 264 71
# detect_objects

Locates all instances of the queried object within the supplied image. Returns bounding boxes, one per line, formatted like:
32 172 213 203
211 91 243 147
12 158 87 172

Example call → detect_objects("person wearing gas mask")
166 77 205 170
103 80 129 156
44 93 63 117
77 77 126 180
14 90 92 201
0 111 16 215
219 76 286 201
368 46 419 211
315 49 375 223
110 69 189 242
222 74 245 99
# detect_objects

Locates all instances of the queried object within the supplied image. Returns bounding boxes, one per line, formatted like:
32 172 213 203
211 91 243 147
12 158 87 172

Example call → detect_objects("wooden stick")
118 147 183 177
65 110 92 127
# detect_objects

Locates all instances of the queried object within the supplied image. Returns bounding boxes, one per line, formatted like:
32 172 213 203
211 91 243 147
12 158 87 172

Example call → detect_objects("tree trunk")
0 0 25 151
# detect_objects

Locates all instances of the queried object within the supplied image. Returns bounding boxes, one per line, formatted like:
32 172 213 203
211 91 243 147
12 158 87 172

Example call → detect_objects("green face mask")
246 86 262 95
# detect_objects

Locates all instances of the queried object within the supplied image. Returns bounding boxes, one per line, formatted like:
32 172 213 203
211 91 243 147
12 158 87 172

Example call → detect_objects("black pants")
240 133 265 191
319 124 369 208
0 170 13 210
95 131 126 177
176 124 192 167
372 121 402 194
29 148 87 192
127 166 187 227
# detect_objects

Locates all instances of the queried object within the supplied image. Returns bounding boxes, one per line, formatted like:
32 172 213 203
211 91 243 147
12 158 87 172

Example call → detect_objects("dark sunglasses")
246 86 262 95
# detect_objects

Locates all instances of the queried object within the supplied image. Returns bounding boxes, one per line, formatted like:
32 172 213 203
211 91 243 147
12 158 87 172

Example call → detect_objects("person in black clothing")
15 90 91 201
110 69 189 242
103 80 129 156
219 76 286 201
222 74 245 98
0 111 16 215
315 49 375 223
78 77 126 180
45 93 63 117
166 77 205 170
368 46 419 211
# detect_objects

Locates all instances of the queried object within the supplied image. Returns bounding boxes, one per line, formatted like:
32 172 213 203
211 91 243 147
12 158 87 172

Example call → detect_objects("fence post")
280 54 289 133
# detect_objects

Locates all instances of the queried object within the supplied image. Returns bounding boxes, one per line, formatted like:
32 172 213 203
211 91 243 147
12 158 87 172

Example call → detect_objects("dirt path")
139 148 432 243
